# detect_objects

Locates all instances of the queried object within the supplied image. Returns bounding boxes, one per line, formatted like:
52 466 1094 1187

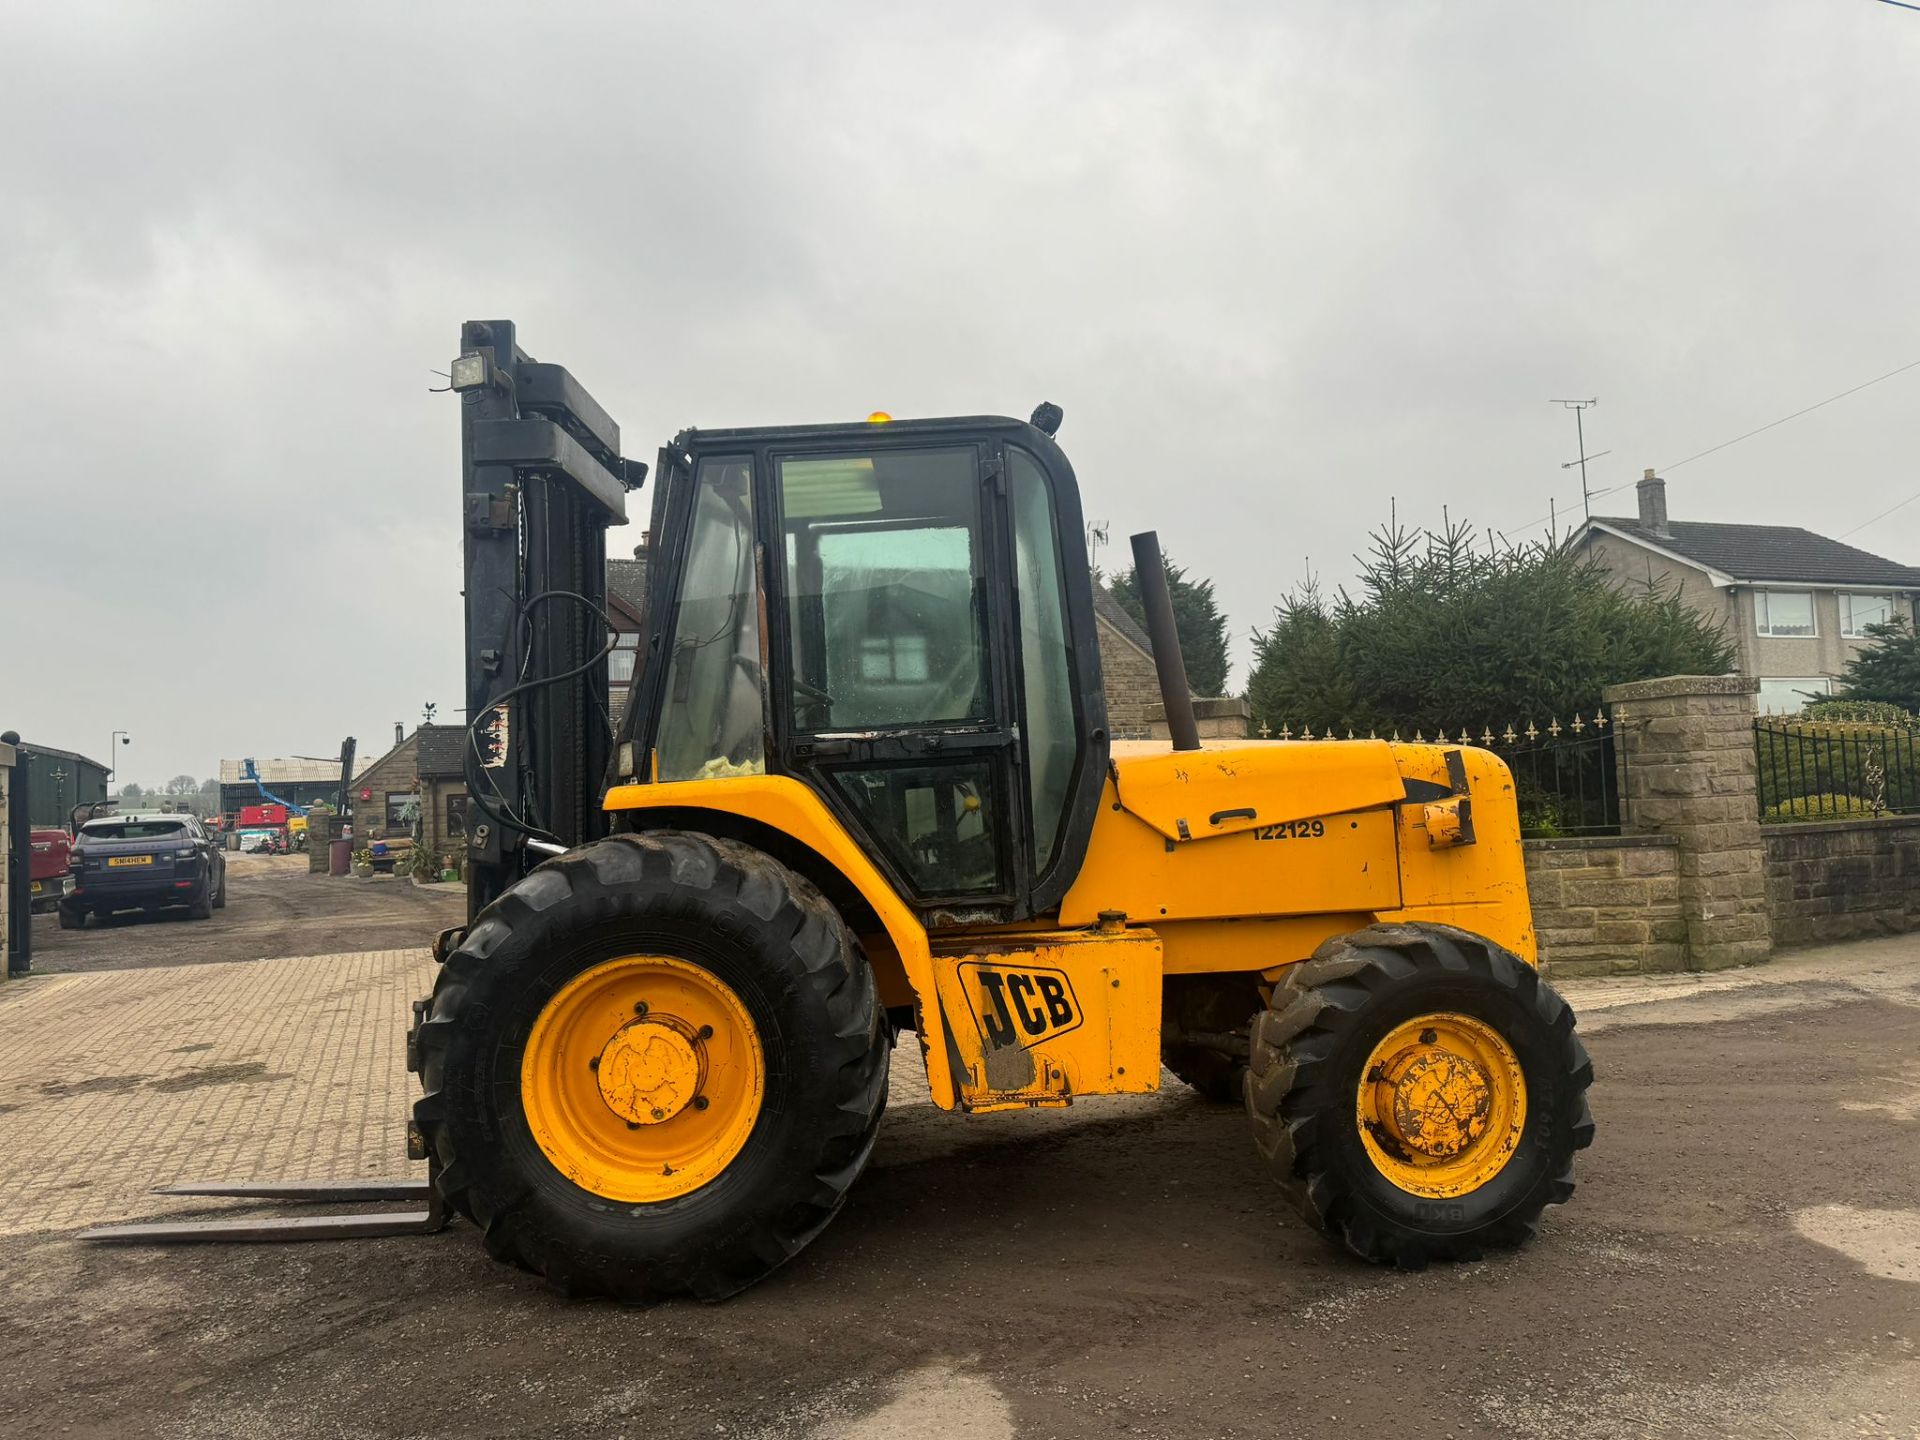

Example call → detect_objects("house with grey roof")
1575 471 1920 713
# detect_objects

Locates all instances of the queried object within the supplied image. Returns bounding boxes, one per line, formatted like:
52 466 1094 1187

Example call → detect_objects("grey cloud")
3 0 1916 780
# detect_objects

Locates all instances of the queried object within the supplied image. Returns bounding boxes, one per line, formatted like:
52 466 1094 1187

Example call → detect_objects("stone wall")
348 732 421 842
1526 836 1686 977
305 812 349 874
1764 817 1920 949
1148 695 1252 741
420 777 466 863
1098 615 1163 740
1604 674 1773 970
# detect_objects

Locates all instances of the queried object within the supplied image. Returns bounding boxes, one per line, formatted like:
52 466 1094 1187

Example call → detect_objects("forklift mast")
453 320 643 917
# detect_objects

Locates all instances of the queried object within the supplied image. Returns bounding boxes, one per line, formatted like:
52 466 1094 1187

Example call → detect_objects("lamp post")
109 731 130 786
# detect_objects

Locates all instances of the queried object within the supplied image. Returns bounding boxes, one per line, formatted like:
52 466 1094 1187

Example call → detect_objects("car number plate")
30 880 42 894
108 855 154 867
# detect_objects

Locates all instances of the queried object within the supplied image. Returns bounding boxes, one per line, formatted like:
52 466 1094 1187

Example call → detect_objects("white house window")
608 638 638 685
858 633 931 683
1755 590 1815 638
1839 592 1892 638
1756 677 1834 714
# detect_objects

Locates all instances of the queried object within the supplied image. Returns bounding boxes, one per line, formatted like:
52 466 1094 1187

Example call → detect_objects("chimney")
395 721 404 746
1636 469 1669 535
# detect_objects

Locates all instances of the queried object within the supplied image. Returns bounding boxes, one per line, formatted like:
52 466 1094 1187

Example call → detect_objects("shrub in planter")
1761 793 1881 823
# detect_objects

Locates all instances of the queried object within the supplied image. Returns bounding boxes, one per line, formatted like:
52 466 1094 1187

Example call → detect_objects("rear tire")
1245 923 1593 1267
188 885 213 921
57 904 83 931
413 831 888 1302
213 874 227 909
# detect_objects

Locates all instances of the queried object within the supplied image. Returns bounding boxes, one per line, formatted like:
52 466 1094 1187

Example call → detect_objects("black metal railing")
1502 725 1620 836
1754 710 1920 821
1259 711 1622 837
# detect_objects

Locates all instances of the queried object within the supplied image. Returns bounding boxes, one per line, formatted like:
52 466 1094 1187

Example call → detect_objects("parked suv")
61 815 227 928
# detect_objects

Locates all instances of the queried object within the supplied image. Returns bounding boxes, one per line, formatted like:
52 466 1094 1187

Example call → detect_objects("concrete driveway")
1 866 1916 1438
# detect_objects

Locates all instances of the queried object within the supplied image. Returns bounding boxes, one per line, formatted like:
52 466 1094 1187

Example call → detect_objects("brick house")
607 554 648 731
417 726 467 859
1092 587 1169 738
347 724 468 849
1576 471 1920 713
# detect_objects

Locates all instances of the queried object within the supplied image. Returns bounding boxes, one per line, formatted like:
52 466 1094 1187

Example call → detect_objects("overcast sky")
4 1 1917 786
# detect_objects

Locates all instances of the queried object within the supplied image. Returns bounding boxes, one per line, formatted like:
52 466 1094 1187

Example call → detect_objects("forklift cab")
618 415 1110 925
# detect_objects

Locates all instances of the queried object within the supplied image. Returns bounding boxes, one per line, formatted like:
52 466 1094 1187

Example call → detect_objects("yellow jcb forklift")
89 322 1592 1299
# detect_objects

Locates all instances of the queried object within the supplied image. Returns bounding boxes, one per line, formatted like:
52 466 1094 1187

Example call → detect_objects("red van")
28 828 73 912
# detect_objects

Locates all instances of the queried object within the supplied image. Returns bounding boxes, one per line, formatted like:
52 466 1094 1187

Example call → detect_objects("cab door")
771 442 1023 917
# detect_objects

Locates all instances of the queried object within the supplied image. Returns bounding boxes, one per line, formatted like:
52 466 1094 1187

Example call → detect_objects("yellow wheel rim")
1356 1011 1526 1199
521 955 765 1203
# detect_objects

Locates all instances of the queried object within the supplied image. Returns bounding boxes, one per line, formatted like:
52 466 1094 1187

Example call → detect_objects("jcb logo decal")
960 963 1082 1052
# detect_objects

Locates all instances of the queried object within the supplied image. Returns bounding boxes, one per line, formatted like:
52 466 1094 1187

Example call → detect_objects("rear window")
81 820 189 841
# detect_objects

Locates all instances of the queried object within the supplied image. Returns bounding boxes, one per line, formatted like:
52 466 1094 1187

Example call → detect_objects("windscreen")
81 820 188 841
778 447 986 732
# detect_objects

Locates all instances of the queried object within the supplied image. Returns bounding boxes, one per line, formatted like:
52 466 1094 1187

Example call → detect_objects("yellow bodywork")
603 738 1534 1114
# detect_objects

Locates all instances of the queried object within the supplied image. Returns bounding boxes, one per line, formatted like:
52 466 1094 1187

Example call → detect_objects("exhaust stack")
1129 531 1200 752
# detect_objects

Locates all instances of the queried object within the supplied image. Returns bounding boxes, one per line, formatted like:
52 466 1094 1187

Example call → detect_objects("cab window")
778 448 987 732
655 457 766 782
1008 447 1077 871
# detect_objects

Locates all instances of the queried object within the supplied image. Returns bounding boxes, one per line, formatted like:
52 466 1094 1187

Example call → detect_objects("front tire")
413 831 888 1302
1246 923 1593 1267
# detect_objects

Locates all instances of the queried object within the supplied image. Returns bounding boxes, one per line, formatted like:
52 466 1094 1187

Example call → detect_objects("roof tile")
1593 517 1920 587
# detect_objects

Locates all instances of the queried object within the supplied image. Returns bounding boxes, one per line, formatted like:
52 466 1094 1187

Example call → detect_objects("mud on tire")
1245 923 1594 1267
411 831 889 1301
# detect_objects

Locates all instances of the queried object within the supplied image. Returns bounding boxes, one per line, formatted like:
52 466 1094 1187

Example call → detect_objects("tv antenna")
1552 398 1600 520
1085 520 1109 572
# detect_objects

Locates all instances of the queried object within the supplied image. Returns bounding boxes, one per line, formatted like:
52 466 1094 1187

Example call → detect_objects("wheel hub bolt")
634 1001 649 1016
697 1025 714 1040
693 1095 710 1111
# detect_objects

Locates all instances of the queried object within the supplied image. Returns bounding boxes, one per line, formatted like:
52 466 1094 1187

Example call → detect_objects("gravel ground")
3 862 1917 1439
26 853 465 972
